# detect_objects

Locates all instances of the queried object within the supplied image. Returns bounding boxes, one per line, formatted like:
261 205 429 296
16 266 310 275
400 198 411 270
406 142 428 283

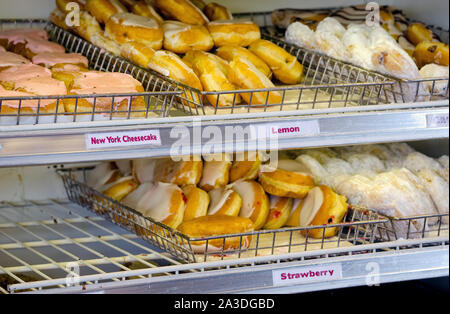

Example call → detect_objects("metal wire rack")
236 11 449 105
59 167 389 265
0 19 181 125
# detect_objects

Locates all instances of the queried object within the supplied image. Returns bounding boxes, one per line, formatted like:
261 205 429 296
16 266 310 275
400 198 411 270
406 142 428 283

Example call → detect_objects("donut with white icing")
263 196 293 230
162 21 213 54
232 180 269 230
199 153 232 191
207 186 242 217
207 20 261 47
154 157 203 186
105 12 163 50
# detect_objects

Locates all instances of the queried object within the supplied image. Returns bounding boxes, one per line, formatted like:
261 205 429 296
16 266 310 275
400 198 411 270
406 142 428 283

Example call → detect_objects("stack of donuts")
285 6 449 99
51 0 305 108
87 152 350 254
0 27 149 117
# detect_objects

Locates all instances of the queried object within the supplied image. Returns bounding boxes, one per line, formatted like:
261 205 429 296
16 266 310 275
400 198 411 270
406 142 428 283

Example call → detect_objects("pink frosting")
0 51 31 67
18 36 66 54
0 85 42 109
0 46 5 52
71 71 142 107
14 77 67 96
0 64 52 83
32 52 89 68
0 28 49 41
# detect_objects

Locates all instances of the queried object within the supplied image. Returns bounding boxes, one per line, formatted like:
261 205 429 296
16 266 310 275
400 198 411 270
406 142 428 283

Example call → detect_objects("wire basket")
375 212 449 241
237 11 449 105
0 19 180 125
59 167 389 264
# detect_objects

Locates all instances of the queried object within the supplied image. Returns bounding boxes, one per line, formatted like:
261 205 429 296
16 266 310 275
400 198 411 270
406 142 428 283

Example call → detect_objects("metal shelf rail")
0 200 447 294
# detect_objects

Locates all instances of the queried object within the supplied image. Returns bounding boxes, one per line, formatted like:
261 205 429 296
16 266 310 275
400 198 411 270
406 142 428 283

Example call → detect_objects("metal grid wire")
59 168 389 265
235 11 449 105
0 199 189 294
0 19 180 125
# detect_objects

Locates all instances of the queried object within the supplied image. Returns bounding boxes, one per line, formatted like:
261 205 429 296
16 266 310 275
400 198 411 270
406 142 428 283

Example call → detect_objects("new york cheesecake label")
86 129 161 150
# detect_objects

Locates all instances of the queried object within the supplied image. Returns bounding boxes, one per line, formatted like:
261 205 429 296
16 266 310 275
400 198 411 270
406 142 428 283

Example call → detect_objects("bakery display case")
0 0 448 295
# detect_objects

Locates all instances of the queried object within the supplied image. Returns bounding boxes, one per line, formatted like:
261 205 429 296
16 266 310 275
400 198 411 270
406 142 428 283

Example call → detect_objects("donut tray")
237 11 449 104
0 19 181 126
59 167 389 264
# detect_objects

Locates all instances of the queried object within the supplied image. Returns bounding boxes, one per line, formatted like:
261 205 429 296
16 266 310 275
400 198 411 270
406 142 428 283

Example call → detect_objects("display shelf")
1 200 447 294
0 101 448 167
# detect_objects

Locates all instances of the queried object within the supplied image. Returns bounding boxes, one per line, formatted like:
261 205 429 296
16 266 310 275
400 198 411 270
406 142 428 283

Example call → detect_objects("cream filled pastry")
105 12 163 50
153 157 203 186
122 182 186 229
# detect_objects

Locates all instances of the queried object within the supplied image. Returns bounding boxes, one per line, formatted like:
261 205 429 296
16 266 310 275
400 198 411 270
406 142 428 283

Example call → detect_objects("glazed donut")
120 41 156 69
72 11 103 42
229 151 262 183
63 71 147 117
90 32 122 56
208 186 242 217
207 20 261 47
8 36 65 60
263 196 292 230
177 215 254 254
148 50 203 91
228 56 282 106
406 23 434 46
182 185 210 222
414 41 449 68
154 157 203 186
130 0 164 25
122 182 186 229
32 52 89 68
203 3 233 22
184 49 231 75
199 153 232 191
162 21 214 54
188 50 240 107
85 0 127 24
0 86 62 114
154 0 209 26
51 63 89 89
259 164 315 199
190 0 206 10
56 0 86 13
105 13 163 50
232 180 270 230
216 45 272 79
299 186 348 239
118 0 137 9
0 52 31 70
49 8 71 31
102 176 139 201
248 39 304 85
0 64 52 90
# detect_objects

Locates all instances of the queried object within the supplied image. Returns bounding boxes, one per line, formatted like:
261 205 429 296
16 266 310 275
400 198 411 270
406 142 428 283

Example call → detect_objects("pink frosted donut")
32 52 89 68
0 64 52 90
14 77 67 96
0 51 31 68
9 36 66 59
0 28 49 47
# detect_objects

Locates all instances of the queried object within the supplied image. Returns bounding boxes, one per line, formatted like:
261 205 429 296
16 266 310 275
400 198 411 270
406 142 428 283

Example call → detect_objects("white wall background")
0 0 448 28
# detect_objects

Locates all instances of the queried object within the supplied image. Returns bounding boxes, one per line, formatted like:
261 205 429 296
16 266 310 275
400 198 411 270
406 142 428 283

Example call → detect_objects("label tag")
86 130 161 150
255 120 320 140
427 113 449 128
272 264 343 286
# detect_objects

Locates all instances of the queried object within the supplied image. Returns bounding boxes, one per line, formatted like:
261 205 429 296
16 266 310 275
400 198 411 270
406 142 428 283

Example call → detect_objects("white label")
427 113 449 128
255 120 320 140
272 264 343 286
86 130 161 150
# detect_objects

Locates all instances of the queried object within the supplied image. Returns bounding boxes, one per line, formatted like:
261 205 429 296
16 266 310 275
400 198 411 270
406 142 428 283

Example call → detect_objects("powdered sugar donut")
285 22 315 50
